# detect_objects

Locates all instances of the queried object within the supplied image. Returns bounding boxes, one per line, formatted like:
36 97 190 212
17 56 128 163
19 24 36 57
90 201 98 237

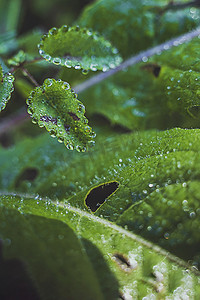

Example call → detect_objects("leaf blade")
0 63 15 112
26 78 95 152
38 25 122 71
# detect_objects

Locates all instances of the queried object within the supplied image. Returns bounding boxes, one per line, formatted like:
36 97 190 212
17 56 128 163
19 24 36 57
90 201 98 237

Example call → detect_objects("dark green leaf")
78 0 200 58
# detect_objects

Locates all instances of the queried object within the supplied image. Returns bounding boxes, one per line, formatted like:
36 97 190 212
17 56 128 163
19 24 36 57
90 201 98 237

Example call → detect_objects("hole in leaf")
15 167 39 188
85 181 119 212
113 253 133 272
141 63 161 77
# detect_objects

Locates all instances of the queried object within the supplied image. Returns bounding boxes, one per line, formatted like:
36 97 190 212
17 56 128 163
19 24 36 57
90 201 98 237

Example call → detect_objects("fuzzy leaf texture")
0 63 14 111
26 78 95 152
38 25 122 72
0 194 200 299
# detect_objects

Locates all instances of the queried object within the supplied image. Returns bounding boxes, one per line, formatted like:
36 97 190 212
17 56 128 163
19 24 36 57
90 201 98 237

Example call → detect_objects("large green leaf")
78 0 200 58
0 196 104 300
80 37 200 130
0 194 200 299
38 25 122 72
26 78 95 152
0 63 15 112
0 128 200 267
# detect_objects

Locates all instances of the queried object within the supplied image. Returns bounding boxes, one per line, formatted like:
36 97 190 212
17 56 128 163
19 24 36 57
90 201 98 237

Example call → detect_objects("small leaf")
26 78 95 152
38 25 122 71
7 50 29 67
0 63 15 112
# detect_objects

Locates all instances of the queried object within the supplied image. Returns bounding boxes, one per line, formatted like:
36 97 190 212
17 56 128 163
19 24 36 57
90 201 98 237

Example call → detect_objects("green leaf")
0 194 200 299
80 38 200 130
2 127 200 266
7 50 31 67
0 63 15 112
150 37 200 113
26 78 95 152
1 127 200 266
78 0 200 58
0 196 104 300
38 25 122 71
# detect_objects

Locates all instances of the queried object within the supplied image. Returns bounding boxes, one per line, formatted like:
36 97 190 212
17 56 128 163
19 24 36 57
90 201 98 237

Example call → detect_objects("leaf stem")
9 56 43 73
75 26 200 93
21 67 39 87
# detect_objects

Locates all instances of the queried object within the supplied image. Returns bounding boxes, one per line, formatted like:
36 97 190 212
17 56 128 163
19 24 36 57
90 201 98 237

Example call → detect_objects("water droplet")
49 130 56 137
58 137 64 143
66 143 74 150
31 117 37 124
65 60 72 68
39 49 44 55
49 27 58 35
62 82 70 90
142 56 148 62
90 64 97 71
45 78 53 87
44 54 51 61
53 57 61 65
82 69 89 75
164 232 170 239
189 212 196 219
182 199 188 205
74 63 81 70
61 25 68 32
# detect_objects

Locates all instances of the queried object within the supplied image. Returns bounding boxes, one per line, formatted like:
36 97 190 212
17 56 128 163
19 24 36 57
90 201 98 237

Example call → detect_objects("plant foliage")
38 25 122 72
0 0 200 299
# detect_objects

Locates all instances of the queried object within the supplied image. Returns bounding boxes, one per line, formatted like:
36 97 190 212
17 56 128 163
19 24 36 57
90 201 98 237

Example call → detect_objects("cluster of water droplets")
0 69 15 111
26 78 96 152
38 24 122 72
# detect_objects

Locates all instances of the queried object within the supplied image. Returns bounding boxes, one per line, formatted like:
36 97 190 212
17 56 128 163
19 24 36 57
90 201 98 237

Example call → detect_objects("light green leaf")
38 25 122 71
26 78 95 152
0 63 15 112
0 194 200 299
